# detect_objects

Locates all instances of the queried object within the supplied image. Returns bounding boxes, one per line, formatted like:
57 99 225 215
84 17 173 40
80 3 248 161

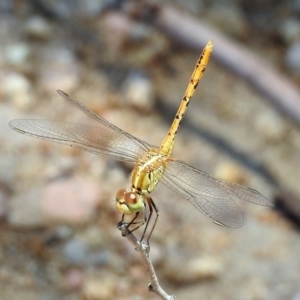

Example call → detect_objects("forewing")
9 90 154 162
9 119 150 162
56 90 153 151
162 160 271 228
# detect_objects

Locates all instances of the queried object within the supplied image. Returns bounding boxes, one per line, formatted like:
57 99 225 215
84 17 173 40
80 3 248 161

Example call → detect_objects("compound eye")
116 188 126 201
124 192 138 205
115 190 143 213
124 192 143 212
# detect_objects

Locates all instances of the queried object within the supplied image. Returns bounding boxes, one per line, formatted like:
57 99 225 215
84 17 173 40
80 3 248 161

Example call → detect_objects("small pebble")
82 275 116 300
280 18 300 43
215 161 246 184
255 110 287 142
44 226 72 245
206 3 246 37
90 251 110 266
4 43 30 66
0 191 8 220
63 239 88 265
162 253 223 283
62 237 111 267
184 256 223 281
100 12 133 40
25 16 51 40
8 185 44 227
64 268 84 290
38 47 81 92
0 71 32 108
285 41 300 73
45 0 106 18
122 71 154 111
75 0 107 17
41 178 101 224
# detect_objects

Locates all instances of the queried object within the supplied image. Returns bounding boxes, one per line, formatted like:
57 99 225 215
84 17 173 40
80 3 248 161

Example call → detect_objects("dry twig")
117 222 176 300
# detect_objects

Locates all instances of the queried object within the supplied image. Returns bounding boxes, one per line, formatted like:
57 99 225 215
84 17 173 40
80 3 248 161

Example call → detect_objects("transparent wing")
9 120 152 162
162 159 272 228
9 91 153 162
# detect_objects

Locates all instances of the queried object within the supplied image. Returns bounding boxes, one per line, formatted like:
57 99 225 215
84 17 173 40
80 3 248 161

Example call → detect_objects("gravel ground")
1 1 300 300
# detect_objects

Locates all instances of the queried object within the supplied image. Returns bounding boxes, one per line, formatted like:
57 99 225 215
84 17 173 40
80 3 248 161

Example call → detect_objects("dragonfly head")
115 188 144 215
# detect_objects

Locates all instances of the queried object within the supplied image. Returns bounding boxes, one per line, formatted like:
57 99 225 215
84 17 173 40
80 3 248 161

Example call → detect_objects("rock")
8 176 102 228
44 226 73 245
62 235 111 266
74 0 107 17
285 40 300 73
90 250 110 266
280 18 300 43
64 268 84 290
98 12 134 59
8 185 44 226
0 71 32 109
82 275 116 300
206 3 247 37
38 46 81 92
42 0 106 18
254 110 288 142
25 16 51 40
0 191 8 220
215 161 246 184
162 249 223 283
4 43 30 67
63 239 88 265
41 178 101 224
122 71 154 111
183 256 223 282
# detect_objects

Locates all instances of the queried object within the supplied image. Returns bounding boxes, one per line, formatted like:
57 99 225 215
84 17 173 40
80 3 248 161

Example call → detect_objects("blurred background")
1 0 300 299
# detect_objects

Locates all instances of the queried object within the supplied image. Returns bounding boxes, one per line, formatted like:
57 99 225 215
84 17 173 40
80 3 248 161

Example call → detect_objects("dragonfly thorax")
133 149 167 194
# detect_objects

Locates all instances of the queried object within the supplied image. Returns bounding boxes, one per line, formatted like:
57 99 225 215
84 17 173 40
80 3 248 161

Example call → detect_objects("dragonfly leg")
119 213 135 225
141 197 159 245
126 211 147 235
117 214 127 231
129 211 140 225
118 199 159 244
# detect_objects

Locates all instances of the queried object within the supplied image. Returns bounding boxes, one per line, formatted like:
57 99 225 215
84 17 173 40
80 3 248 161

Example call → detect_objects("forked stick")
117 222 176 300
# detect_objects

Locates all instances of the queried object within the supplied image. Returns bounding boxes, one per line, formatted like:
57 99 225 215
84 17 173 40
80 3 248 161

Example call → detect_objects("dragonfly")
9 41 272 242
